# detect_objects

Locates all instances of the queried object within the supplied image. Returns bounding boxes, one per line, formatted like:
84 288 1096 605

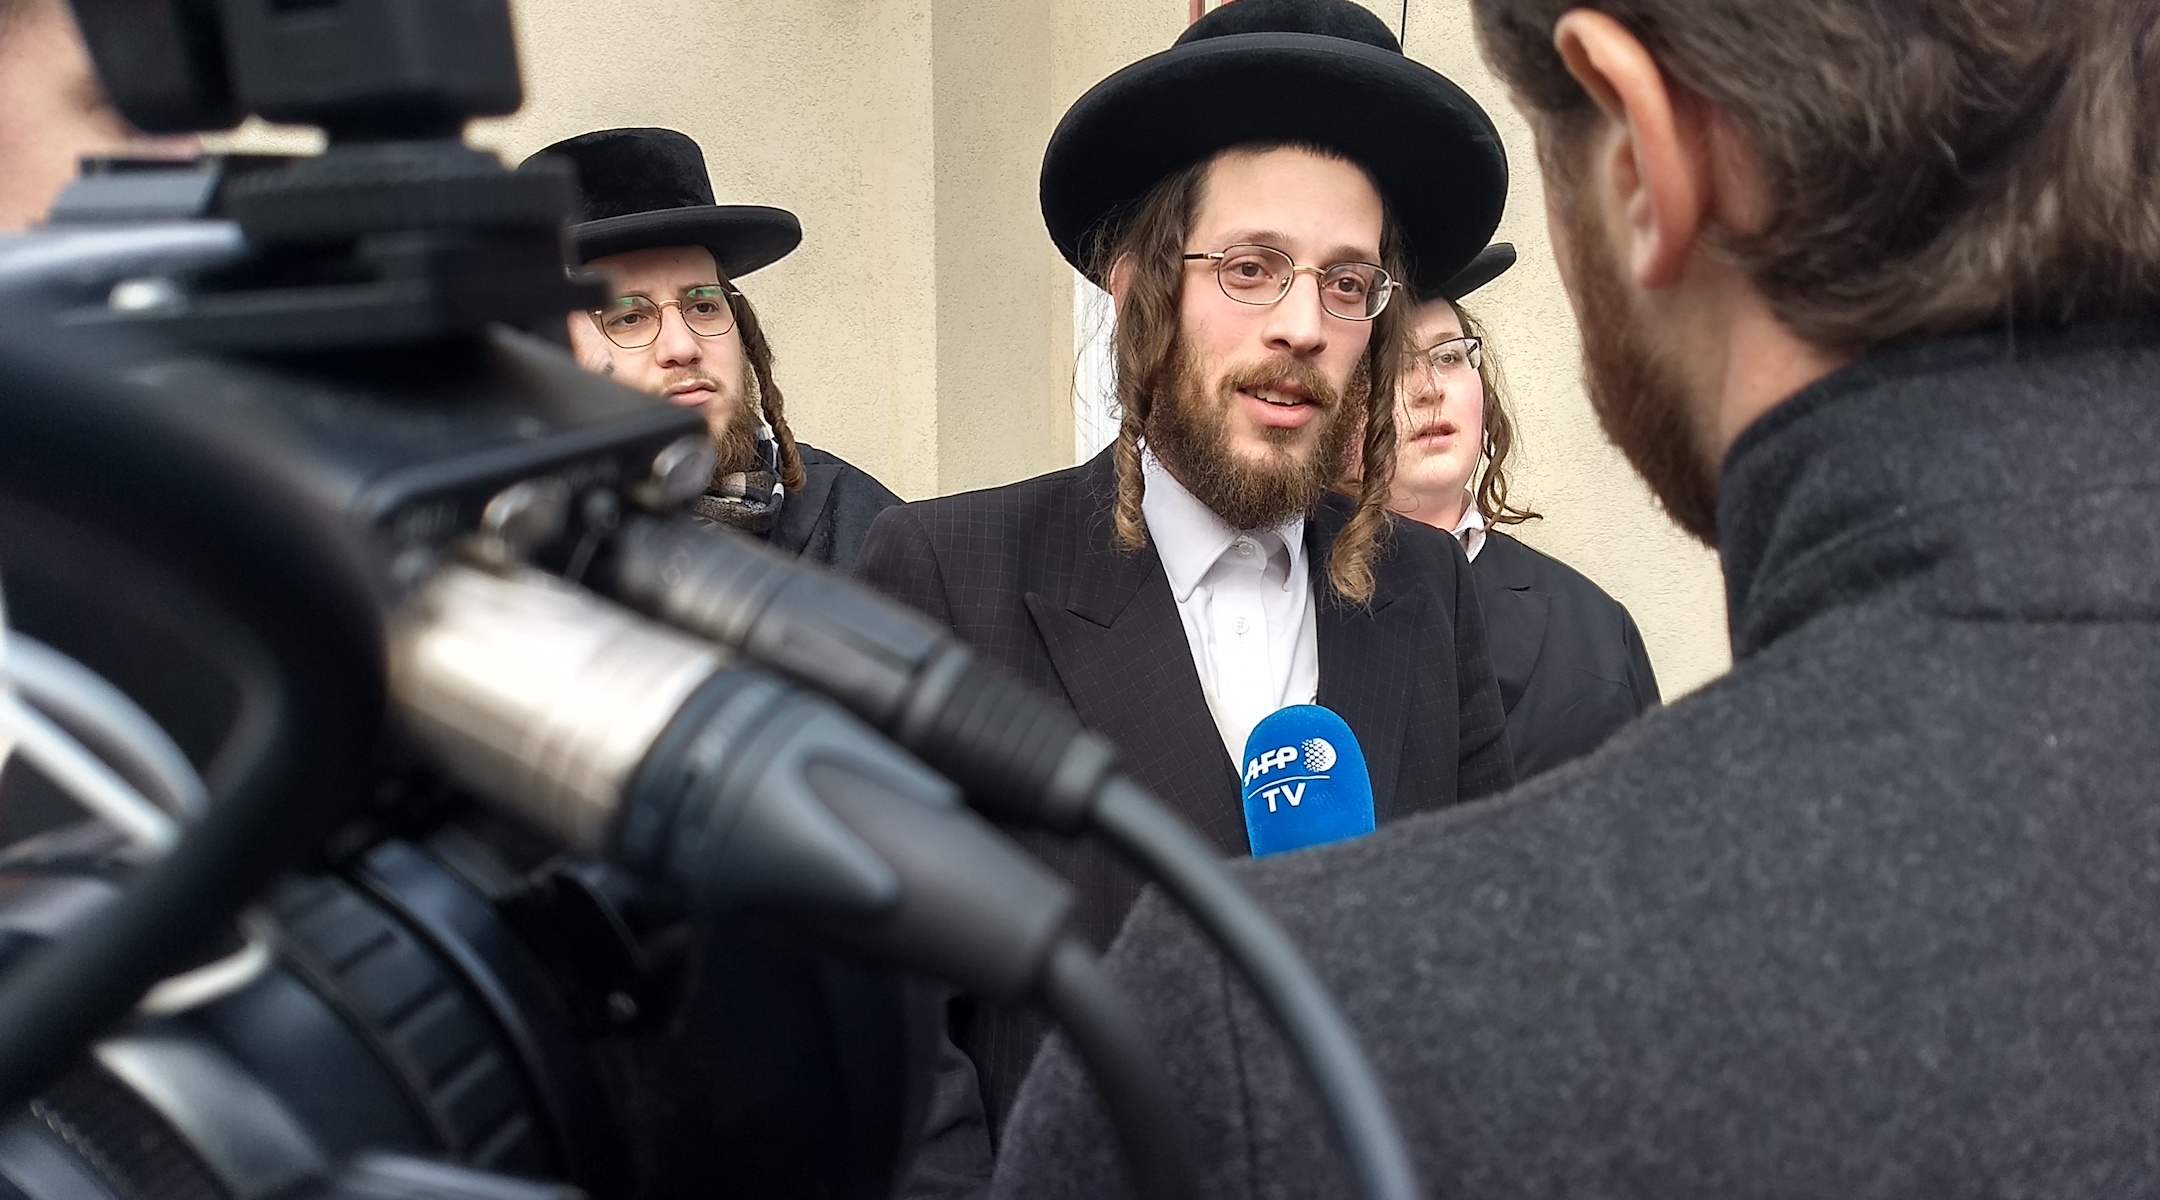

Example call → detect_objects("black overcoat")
769 441 902 571
1474 530 1659 780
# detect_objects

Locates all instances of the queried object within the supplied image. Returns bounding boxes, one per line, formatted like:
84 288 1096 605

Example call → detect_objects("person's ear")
1106 253 1137 310
1551 10 1712 290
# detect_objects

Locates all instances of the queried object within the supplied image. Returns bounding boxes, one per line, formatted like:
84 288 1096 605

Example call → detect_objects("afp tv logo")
1243 737 1339 812
1239 705 1374 858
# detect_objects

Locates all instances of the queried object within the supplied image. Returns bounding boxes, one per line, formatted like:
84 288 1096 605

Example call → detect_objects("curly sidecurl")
727 285 808 494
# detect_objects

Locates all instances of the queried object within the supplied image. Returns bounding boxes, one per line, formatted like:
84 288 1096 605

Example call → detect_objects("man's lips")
1236 384 1320 430
1408 420 1458 448
665 383 716 408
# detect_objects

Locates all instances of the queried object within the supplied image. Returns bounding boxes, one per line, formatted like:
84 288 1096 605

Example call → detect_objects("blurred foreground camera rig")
0 3 1424 1200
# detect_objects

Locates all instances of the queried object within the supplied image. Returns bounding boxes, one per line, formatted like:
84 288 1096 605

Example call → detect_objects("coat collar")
1307 497 1422 819
1035 449 1428 836
766 442 837 556
1025 451 1246 850
1718 317 2160 658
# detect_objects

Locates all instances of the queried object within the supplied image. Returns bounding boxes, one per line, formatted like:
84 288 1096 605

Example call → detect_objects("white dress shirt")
1141 452 1320 766
1451 496 1488 562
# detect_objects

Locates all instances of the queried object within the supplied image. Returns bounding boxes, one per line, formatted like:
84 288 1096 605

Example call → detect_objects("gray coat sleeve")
994 887 1323 1200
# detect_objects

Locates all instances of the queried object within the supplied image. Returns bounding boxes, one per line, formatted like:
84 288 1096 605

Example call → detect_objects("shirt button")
1233 617 1250 634
1235 539 1254 557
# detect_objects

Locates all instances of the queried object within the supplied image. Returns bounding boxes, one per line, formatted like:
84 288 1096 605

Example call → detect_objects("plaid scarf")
688 422 786 534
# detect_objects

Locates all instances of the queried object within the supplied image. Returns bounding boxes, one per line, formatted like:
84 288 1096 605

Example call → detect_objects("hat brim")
569 205 802 279
1041 32 1507 298
1420 242 1516 305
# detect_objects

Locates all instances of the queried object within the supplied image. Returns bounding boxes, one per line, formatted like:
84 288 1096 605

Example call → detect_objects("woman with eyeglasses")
1383 245 1661 781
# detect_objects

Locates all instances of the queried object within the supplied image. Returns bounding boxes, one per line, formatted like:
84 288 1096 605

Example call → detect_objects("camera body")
0 814 935 1200
0 2 943 1197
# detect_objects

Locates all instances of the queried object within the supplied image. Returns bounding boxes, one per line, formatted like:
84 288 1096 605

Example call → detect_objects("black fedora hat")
1040 0 1507 299
528 127 801 278
1420 242 1516 305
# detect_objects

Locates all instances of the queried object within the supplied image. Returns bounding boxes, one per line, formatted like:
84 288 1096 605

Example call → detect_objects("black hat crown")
1040 0 1507 298
1176 0 1398 50
527 127 801 278
549 127 718 224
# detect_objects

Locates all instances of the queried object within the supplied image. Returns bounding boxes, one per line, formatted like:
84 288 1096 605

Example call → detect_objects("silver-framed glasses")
1181 244 1396 320
589 284 737 350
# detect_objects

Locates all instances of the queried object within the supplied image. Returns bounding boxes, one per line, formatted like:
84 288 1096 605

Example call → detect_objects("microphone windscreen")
1239 705 1374 857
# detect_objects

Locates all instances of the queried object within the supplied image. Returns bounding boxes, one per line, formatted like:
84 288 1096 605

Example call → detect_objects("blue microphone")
1239 705 1374 857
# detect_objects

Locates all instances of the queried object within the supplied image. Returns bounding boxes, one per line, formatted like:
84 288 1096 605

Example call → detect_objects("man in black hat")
857 0 1514 1146
1381 243 1660 780
529 128 899 569
995 0 2160 1193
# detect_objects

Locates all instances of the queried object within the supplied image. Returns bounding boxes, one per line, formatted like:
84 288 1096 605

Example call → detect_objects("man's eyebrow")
1208 228 1294 250
614 283 726 301
1205 230 1383 264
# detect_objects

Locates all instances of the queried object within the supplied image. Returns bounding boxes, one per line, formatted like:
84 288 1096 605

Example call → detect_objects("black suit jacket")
1474 531 1659 780
856 447 1512 1124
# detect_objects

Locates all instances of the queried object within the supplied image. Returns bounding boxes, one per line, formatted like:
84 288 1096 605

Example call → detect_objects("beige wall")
313 0 1731 693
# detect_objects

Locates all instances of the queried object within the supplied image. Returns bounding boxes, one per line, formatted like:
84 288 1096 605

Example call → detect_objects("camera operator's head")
529 128 809 513
0 0 195 231
1471 0 2160 544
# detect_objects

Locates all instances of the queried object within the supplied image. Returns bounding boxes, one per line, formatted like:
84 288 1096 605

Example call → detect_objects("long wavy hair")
1087 144 1413 607
1450 301 1540 527
725 284 808 493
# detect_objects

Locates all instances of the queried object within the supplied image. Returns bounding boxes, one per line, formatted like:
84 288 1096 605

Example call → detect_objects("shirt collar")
1451 496 1488 562
1141 450 1307 602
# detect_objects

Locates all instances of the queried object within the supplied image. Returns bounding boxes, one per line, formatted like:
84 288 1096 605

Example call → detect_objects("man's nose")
652 307 703 368
1401 358 1441 408
1260 272 1329 358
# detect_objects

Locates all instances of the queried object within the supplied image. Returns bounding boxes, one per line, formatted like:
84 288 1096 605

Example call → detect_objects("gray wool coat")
990 317 2160 1199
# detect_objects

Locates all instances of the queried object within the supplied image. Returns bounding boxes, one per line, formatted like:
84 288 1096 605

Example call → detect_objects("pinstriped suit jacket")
855 447 1513 1128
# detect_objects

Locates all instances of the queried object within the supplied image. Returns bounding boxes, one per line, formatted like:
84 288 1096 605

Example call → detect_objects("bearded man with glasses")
527 128 899 568
856 0 1515 1172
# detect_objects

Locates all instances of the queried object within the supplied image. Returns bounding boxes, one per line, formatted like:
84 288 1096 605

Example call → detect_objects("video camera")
0 3 1421 1199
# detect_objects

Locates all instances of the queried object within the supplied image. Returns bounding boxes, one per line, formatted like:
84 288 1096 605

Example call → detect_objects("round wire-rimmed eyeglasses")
1412 335 1483 378
1180 243 1397 320
589 283 738 350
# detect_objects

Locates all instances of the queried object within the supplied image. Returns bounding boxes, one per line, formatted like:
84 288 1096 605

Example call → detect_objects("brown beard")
1146 343 1367 531
701 360 765 486
1560 181 1723 545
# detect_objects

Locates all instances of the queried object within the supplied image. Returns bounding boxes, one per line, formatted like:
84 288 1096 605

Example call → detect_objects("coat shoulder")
1478 531 1625 611
888 456 1109 550
795 441 903 508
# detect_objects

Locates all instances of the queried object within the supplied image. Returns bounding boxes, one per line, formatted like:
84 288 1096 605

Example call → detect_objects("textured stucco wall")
220 0 1732 695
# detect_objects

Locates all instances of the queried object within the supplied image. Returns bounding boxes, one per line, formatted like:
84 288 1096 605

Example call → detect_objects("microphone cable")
587 517 1421 1200
392 563 1198 1200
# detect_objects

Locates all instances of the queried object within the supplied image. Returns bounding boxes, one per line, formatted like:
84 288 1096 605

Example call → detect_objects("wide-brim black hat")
1419 242 1516 305
527 127 801 278
1040 0 1507 299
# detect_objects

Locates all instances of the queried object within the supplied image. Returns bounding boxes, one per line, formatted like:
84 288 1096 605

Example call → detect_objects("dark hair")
725 285 807 494
1473 0 2160 354
1450 301 1539 527
1085 142 1411 606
